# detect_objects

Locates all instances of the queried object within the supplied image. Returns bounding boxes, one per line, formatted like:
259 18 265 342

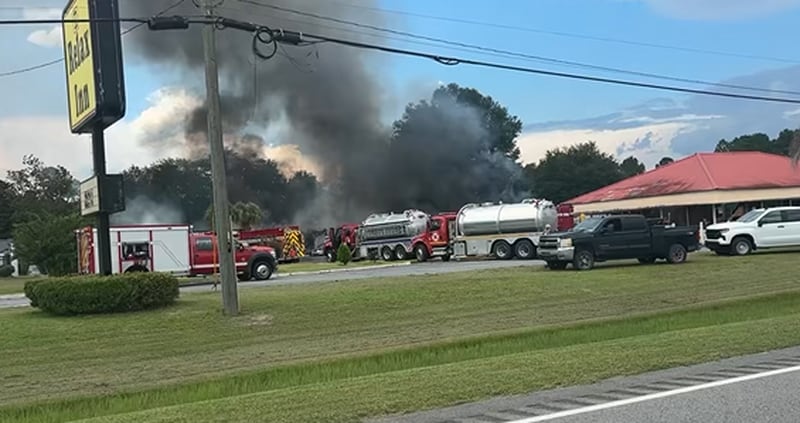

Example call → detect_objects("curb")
179 261 414 288
0 294 26 300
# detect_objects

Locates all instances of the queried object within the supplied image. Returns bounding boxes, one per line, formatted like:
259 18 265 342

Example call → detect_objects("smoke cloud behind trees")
121 0 530 226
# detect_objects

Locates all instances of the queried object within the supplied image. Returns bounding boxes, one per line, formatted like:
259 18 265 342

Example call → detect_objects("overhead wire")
236 0 800 97
308 0 800 65
243 23 800 105
0 0 187 78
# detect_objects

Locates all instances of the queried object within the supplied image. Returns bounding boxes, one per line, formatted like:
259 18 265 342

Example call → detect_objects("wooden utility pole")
202 0 239 315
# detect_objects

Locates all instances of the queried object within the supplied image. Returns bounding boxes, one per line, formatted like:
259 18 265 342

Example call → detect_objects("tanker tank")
359 209 430 242
457 199 557 237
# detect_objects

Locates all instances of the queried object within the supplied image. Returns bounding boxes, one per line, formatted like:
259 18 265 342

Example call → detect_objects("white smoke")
110 195 186 225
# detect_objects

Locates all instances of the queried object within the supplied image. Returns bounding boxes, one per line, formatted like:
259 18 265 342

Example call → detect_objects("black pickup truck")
537 214 701 270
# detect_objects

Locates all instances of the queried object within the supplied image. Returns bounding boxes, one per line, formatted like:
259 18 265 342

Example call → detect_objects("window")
195 237 213 251
783 210 800 222
602 218 622 233
622 217 647 232
759 211 783 225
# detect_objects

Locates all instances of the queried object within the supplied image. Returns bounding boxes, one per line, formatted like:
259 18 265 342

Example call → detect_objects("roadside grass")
0 277 28 295
2 292 800 423
0 252 798 421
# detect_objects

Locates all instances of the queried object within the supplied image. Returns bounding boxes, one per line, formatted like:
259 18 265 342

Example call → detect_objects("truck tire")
325 248 336 263
666 243 688 264
731 237 753 256
492 240 513 260
441 254 451 262
414 244 429 262
394 245 408 261
514 239 536 260
124 264 148 273
573 249 594 271
251 259 274 280
381 246 395 261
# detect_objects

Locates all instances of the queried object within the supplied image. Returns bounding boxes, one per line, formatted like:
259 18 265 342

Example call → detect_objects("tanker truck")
451 198 558 260
357 209 430 261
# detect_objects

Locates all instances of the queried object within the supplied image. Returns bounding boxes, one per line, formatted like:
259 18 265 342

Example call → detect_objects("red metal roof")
566 152 800 205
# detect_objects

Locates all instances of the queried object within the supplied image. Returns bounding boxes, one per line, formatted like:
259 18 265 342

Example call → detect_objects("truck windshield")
734 209 764 223
571 217 604 232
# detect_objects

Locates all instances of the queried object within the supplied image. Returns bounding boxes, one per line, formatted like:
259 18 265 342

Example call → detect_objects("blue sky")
2 0 800 176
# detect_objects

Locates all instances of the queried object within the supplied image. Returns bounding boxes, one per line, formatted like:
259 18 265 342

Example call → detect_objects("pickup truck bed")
537 214 700 270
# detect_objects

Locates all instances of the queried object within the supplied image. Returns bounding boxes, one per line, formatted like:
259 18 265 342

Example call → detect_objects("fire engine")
235 226 305 263
76 224 278 280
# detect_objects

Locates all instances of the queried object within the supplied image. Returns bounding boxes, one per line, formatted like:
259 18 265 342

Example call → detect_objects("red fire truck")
76 224 278 281
235 226 305 263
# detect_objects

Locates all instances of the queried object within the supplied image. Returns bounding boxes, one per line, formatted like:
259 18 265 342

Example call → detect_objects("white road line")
507 364 800 422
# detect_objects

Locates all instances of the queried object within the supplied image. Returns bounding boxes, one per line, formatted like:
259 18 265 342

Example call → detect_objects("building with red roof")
563 151 800 225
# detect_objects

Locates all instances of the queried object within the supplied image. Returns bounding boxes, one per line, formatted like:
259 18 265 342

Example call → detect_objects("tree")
715 133 775 154
526 142 624 204
12 212 85 276
206 201 264 230
336 242 351 265
7 155 79 220
382 83 528 211
619 156 646 178
655 157 674 168
0 180 14 238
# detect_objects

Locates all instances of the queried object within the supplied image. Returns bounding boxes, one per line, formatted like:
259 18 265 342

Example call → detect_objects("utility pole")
202 0 239 315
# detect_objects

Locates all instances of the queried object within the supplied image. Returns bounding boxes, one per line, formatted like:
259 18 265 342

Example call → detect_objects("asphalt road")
0 258 545 308
370 346 800 423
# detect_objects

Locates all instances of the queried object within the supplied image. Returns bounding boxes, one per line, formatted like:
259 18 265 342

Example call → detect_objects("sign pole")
91 126 112 275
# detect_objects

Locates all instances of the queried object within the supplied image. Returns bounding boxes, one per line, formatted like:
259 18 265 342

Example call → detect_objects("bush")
24 272 180 316
337 243 352 265
0 264 13 278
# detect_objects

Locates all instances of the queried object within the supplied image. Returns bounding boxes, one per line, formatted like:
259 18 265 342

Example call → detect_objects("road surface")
0 259 544 309
370 346 800 423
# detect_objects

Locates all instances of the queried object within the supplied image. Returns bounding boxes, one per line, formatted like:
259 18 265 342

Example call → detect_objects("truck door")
594 217 628 259
620 216 651 256
192 235 216 275
756 210 787 247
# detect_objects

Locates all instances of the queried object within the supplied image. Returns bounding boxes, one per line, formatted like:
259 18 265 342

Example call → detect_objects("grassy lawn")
0 252 798 422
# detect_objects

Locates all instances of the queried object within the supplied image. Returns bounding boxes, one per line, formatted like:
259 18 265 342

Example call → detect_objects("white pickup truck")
704 206 800 255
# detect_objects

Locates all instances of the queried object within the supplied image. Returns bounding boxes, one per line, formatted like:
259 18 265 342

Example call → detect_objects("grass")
0 252 798 422
0 277 27 295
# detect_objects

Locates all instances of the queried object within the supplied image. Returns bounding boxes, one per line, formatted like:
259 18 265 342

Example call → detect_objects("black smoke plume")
122 0 529 226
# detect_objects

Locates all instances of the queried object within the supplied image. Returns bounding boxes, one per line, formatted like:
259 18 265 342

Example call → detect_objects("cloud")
518 65 800 168
0 87 320 180
636 0 800 20
27 26 62 48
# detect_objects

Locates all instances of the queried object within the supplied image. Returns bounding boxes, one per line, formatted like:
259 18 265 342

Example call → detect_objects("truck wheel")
414 244 429 262
731 237 753 256
325 248 336 263
573 249 594 271
124 264 148 273
492 241 513 260
381 246 395 261
441 254 451 262
252 259 274 280
394 245 408 261
666 244 688 264
513 239 536 260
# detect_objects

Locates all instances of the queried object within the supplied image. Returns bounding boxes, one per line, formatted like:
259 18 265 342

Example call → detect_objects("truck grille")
538 237 559 249
705 229 722 240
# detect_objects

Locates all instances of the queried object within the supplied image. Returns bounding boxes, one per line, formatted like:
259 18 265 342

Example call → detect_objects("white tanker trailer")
357 209 430 261
452 198 557 260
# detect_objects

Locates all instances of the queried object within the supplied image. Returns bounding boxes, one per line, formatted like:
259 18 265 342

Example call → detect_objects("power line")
244 24 800 105
237 0 800 97
0 0 186 78
316 0 800 65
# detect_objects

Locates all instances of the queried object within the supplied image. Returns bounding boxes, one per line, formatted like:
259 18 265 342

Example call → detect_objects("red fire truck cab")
76 224 278 281
322 223 360 262
411 212 457 262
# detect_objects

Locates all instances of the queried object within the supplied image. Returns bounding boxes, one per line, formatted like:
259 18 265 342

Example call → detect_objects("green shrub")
0 264 13 277
337 243 352 265
24 272 180 316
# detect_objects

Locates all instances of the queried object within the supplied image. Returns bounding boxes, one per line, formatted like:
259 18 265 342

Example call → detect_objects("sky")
2 0 800 179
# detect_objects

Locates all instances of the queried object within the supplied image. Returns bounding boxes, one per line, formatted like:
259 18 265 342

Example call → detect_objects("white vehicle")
704 206 800 255
452 198 558 260
357 209 430 261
